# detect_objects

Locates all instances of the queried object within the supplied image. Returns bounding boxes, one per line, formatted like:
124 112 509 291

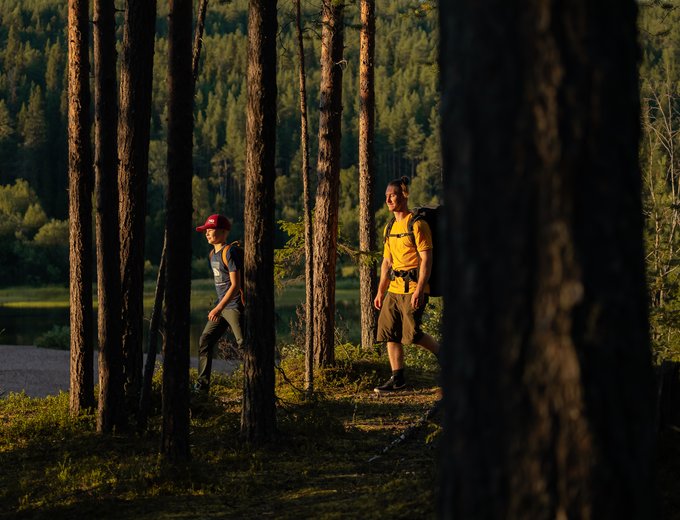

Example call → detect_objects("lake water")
0 300 361 350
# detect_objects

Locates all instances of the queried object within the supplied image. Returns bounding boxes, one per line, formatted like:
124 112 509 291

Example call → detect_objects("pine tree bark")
118 0 157 420
439 2 656 518
293 0 314 394
241 0 278 443
67 0 95 415
358 0 376 350
93 0 124 433
312 0 344 368
161 0 193 462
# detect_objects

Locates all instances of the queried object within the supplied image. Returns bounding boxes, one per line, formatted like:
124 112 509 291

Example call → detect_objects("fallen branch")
368 399 442 462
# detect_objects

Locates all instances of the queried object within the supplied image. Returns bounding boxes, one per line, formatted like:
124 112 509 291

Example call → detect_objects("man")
194 214 244 392
373 177 440 393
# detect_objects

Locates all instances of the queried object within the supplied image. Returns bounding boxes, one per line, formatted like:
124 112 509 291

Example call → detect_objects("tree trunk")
312 0 344 368
67 0 95 415
438 2 656 519
118 0 158 423
138 234 166 429
240 0 278 444
192 0 209 86
358 0 376 350
293 0 314 394
93 0 124 433
161 0 193 462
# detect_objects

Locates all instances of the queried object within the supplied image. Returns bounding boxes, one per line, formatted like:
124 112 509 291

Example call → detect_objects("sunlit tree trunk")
241 0 278 443
118 0 157 423
67 0 95 415
162 0 193 462
312 0 344 368
358 0 376 350
439 1 656 518
93 0 124 433
293 0 314 394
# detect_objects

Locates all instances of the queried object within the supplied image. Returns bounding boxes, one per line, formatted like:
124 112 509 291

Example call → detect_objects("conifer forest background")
0 0 679 362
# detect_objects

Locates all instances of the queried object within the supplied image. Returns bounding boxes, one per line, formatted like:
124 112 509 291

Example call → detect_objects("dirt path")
0 344 237 398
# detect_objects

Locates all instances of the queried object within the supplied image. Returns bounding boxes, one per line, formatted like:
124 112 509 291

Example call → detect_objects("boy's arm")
208 270 241 322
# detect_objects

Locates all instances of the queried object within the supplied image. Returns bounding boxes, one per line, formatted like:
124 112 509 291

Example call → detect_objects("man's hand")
411 288 424 309
374 292 384 310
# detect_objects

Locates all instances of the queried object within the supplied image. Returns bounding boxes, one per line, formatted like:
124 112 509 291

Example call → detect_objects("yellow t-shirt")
383 213 433 294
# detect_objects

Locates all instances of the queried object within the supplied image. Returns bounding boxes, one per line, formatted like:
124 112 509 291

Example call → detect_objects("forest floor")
0 347 441 519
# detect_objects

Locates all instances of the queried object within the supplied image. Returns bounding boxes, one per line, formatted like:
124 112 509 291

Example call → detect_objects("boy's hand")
208 306 223 322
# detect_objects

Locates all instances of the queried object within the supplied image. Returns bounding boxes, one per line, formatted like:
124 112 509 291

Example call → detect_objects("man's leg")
197 318 228 390
386 341 405 370
415 333 440 357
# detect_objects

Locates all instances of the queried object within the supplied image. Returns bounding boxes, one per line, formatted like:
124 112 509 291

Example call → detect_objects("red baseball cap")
196 214 231 232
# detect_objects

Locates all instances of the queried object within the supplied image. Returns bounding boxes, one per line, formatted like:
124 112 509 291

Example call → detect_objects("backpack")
384 206 441 297
209 240 245 305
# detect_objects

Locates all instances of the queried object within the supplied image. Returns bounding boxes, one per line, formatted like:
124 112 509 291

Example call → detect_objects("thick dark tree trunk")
240 0 278 444
118 0 157 422
312 0 344 368
439 2 656 519
358 0 376 350
93 0 124 433
293 0 314 394
67 0 95 415
161 0 193 462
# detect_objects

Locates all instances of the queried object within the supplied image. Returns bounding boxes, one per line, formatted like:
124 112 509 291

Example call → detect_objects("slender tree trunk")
358 0 376 350
192 0 209 86
118 0 156 415
138 0 208 429
312 0 344 368
93 0 124 433
438 2 656 518
240 0 278 444
162 0 193 462
118 0 158 422
293 0 314 394
138 235 166 429
67 0 95 415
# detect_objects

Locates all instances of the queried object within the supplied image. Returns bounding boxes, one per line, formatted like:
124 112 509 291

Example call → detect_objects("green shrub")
35 325 70 350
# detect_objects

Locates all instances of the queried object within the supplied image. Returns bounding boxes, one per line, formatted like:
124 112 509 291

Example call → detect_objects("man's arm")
411 248 432 309
374 252 393 310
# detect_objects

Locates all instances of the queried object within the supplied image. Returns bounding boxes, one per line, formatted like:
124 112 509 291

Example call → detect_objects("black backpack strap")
384 217 396 243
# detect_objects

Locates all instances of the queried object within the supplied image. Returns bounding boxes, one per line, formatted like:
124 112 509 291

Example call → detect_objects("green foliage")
639 5 680 361
35 324 69 350
0 0 440 280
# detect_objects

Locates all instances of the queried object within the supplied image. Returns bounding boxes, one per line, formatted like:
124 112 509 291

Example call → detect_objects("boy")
194 214 244 392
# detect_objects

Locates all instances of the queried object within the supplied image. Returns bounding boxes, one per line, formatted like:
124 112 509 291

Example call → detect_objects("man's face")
205 228 228 245
385 186 407 213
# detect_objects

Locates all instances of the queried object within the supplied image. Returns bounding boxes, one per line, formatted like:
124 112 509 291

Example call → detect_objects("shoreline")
0 344 237 398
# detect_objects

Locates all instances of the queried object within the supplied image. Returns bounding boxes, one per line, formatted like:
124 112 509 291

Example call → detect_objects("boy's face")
205 228 229 246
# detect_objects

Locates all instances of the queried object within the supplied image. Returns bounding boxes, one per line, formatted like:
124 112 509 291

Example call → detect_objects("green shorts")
376 292 428 345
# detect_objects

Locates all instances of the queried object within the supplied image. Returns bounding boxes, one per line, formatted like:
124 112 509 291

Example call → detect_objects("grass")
0 346 442 519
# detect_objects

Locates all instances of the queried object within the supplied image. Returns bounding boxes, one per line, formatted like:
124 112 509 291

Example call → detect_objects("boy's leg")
197 318 228 390
222 307 244 349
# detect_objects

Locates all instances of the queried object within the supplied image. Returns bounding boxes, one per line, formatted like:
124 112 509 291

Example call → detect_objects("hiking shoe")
373 375 406 394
